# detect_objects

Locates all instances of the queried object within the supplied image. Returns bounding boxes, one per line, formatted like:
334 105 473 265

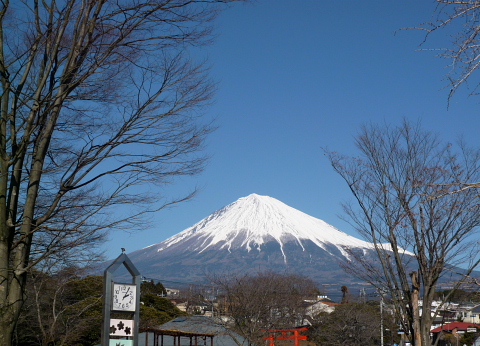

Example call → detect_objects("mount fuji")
123 194 380 286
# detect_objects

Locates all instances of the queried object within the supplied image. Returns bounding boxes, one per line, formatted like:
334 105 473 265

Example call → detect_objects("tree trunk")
411 271 421 346
0 0 243 343
0 278 25 346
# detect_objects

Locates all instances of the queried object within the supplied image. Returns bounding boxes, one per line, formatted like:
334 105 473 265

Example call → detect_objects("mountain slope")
124 194 381 286
149 193 373 261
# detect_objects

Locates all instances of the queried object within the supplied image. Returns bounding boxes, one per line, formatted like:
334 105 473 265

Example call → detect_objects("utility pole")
360 288 366 303
380 292 384 346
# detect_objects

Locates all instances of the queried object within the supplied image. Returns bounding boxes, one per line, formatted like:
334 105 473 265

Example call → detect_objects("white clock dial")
112 283 136 311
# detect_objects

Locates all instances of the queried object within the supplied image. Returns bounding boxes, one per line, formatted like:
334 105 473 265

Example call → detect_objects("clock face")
112 283 136 311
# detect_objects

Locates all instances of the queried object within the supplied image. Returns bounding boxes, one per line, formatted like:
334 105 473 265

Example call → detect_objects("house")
416 299 465 330
431 310 458 330
430 322 480 346
165 288 180 297
188 300 214 316
456 303 480 324
419 300 459 318
304 299 338 316
169 299 214 316
299 296 339 326
170 299 188 312
431 321 480 333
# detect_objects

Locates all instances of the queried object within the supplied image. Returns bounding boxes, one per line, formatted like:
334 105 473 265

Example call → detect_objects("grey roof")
138 316 248 346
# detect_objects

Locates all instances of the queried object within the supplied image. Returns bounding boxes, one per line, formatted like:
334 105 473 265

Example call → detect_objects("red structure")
263 327 308 346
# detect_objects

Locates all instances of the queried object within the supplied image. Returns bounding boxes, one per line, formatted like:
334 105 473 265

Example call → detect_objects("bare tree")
417 1 480 100
211 271 319 346
326 120 480 346
177 283 211 315
308 302 397 346
404 1 480 195
16 266 103 346
341 285 350 304
0 0 243 344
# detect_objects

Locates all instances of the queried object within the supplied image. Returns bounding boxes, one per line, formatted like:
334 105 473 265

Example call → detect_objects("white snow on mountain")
148 193 380 262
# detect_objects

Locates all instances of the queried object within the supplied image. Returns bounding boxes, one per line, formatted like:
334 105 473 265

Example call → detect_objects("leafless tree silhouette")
0 0 243 344
327 120 480 346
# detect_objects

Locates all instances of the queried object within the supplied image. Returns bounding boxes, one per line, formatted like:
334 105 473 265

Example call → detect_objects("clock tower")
101 251 141 346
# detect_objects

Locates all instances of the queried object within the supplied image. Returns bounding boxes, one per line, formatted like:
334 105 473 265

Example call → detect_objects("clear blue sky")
103 1 480 260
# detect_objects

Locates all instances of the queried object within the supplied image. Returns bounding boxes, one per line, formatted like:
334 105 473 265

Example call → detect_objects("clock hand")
123 287 131 299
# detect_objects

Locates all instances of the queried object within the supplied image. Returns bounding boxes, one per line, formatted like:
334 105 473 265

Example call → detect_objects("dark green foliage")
142 293 185 317
62 275 104 346
434 289 480 304
64 295 103 346
140 293 186 329
14 273 104 346
140 305 173 329
141 280 167 297
14 271 182 345
67 275 104 301
459 330 480 346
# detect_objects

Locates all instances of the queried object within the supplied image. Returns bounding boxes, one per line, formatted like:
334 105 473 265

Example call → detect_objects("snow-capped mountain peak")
120 194 414 285
151 193 373 262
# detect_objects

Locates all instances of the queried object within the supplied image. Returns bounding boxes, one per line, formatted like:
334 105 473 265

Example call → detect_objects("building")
138 316 248 346
430 322 480 346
